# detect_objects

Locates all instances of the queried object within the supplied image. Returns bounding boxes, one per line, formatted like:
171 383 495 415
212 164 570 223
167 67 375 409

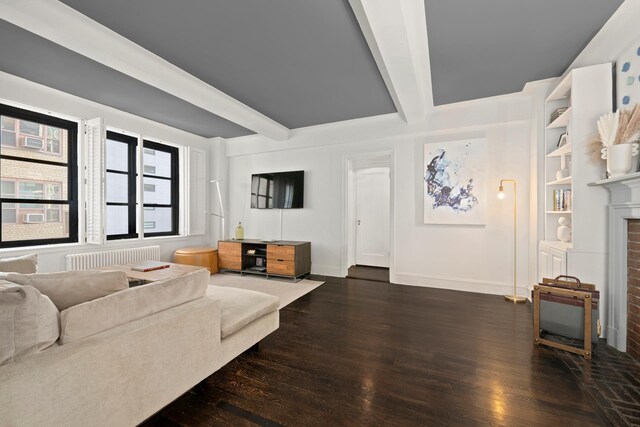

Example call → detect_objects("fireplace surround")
595 172 640 352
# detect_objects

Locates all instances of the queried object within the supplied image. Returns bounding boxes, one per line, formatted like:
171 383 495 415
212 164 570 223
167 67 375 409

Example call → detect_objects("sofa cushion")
0 254 38 274
206 286 279 338
0 280 59 366
6 270 128 311
60 269 210 344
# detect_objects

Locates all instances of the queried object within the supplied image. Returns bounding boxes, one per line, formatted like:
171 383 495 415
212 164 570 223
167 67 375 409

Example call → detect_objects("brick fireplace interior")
628 219 640 359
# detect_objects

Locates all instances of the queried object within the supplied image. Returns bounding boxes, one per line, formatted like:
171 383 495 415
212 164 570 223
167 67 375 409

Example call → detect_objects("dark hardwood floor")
347 265 390 282
144 275 607 426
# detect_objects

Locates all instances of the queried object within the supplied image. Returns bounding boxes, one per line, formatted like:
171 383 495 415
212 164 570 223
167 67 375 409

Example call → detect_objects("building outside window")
105 131 137 240
142 140 179 236
0 103 78 247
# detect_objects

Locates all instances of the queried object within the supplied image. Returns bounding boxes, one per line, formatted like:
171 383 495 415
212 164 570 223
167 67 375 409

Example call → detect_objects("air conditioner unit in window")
23 136 44 149
23 213 45 223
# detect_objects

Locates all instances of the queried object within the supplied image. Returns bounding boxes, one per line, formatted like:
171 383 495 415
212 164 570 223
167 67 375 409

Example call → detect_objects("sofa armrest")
0 296 221 427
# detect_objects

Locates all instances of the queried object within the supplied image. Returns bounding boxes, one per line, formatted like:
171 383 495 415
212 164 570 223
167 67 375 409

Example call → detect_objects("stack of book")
552 189 572 211
550 107 569 124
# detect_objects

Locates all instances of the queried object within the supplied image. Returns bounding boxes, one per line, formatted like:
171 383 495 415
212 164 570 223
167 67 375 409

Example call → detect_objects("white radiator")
65 246 161 271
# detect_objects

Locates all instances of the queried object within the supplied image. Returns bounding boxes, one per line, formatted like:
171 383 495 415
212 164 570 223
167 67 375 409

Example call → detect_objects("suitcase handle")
554 275 582 288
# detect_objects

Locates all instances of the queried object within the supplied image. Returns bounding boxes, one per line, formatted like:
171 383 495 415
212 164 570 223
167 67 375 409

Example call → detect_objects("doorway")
345 152 393 280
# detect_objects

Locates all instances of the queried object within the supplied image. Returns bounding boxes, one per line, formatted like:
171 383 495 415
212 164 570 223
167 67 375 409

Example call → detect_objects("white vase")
557 217 571 243
601 143 639 178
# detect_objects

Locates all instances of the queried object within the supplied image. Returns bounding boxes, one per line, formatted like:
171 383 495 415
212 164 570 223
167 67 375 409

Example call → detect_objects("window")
142 140 179 236
105 131 137 240
0 103 77 247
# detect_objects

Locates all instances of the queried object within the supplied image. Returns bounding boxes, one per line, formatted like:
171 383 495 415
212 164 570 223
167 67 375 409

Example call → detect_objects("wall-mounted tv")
251 170 304 209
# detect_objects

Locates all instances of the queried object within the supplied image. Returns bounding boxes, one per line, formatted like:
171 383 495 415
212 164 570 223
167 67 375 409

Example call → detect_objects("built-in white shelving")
538 63 612 292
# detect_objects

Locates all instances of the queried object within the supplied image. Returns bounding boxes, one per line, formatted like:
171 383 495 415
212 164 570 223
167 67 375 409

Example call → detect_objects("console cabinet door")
267 245 296 276
218 241 242 270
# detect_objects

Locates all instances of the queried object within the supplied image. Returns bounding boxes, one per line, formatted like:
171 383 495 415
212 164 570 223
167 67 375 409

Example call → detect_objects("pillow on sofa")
5 270 128 311
0 254 38 274
60 268 209 344
0 281 59 366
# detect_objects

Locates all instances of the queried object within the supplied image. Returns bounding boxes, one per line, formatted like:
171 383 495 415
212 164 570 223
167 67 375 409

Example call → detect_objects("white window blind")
85 118 106 244
187 147 206 236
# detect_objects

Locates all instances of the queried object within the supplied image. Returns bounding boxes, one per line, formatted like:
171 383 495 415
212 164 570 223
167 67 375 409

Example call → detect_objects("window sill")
0 234 197 256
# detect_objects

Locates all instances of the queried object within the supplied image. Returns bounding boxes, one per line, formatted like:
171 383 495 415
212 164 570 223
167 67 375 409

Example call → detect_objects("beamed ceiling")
0 0 626 139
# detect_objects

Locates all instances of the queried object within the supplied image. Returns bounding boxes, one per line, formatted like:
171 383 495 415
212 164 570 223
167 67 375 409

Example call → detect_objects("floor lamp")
210 179 225 241
498 179 526 304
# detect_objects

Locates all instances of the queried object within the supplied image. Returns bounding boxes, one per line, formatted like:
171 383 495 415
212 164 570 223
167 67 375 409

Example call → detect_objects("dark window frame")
0 103 78 248
142 140 179 237
106 131 138 241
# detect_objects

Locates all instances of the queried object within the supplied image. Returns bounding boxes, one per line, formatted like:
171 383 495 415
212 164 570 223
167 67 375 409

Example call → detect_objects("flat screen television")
251 170 304 209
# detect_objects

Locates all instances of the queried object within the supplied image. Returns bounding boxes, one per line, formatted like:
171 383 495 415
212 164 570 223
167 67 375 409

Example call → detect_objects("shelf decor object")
557 217 571 243
591 105 640 178
498 179 526 304
602 142 639 178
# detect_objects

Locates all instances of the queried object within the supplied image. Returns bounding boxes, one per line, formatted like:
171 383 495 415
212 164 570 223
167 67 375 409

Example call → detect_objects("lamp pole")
498 179 526 304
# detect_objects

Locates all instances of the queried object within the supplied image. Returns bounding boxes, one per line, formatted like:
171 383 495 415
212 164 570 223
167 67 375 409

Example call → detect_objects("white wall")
0 72 214 272
225 92 535 295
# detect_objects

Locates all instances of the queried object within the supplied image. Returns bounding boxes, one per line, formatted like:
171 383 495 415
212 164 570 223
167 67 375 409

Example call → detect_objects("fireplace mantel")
593 172 640 351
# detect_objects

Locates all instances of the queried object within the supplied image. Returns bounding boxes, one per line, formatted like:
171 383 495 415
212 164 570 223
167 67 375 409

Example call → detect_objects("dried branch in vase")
597 111 619 147
619 104 640 145
587 137 604 163
614 110 631 145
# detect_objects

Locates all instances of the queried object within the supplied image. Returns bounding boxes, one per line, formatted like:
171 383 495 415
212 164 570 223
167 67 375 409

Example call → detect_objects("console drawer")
219 258 241 270
267 245 295 261
267 259 295 276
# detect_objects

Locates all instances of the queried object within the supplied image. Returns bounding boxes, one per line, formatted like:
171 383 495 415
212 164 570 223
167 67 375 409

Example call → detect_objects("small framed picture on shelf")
556 133 568 149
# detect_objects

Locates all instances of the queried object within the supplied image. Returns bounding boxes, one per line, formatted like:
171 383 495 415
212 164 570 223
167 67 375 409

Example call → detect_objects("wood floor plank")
144 275 605 426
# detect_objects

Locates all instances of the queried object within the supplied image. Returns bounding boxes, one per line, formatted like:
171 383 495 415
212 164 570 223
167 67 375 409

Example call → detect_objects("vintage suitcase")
533 275 599 358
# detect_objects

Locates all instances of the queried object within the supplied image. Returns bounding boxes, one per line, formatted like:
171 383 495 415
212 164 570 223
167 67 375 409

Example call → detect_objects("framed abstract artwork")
618 42 640 108
423 138 487 225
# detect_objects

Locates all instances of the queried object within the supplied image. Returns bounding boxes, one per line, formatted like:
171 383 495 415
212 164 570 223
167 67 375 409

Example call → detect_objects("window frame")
142 140 179 237
0 103 78 248
105 131 138 241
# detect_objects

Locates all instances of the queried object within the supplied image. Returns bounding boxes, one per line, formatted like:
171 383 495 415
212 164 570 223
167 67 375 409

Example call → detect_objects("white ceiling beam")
0 0 290 141
349 0 433 123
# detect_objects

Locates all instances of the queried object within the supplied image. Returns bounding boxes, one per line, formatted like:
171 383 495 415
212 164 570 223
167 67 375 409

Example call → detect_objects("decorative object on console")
423 138 487 225
235 222 244 240
497 179 526 304
557 217 572 243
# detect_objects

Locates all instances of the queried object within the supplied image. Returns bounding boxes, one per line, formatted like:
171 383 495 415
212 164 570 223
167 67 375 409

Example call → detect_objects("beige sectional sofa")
0 259 280 426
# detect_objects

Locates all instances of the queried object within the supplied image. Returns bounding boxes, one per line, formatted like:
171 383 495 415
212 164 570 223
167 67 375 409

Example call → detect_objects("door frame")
341 150 395 278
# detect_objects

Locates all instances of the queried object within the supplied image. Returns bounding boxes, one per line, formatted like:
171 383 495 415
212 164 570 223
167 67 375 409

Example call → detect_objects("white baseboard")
392 271 529 297
311 265 343 277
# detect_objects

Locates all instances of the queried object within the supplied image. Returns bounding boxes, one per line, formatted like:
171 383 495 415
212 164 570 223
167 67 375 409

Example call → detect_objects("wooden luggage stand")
533 276 597 359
